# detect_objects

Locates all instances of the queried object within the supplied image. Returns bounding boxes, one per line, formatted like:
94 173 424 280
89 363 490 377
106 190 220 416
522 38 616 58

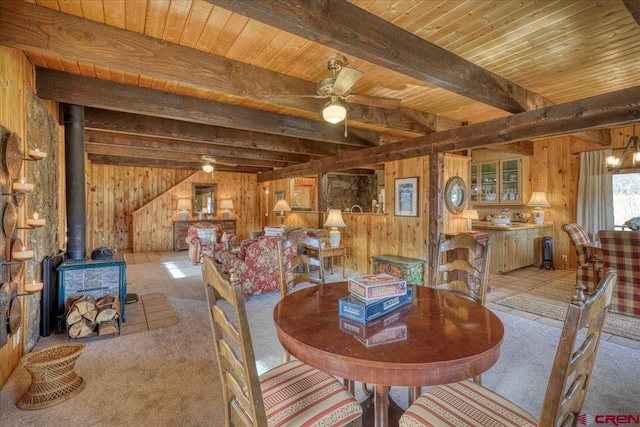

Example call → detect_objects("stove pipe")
64 104 86 260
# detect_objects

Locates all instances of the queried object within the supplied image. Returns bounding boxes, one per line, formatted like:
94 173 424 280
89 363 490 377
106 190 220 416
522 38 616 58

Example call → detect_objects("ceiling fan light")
202 162 214 173
322 101 346 124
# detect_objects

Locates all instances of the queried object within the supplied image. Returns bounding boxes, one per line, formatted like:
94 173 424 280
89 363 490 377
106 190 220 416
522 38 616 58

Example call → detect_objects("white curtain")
577 149 614 241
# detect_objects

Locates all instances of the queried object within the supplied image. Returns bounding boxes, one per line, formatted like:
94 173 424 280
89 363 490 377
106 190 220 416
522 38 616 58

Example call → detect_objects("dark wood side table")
172 219 236 251
305 244 346 279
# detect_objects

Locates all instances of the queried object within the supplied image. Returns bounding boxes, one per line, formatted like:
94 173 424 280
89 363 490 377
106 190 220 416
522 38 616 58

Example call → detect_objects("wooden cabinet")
173 220 236 251
476 225 550 274
470 155 528 205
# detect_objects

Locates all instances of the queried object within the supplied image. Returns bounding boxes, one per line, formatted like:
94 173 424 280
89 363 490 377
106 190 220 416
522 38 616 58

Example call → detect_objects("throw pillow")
196 228 215 245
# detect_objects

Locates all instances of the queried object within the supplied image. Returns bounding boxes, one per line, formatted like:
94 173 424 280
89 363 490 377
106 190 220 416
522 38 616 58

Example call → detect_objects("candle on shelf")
12 245 34 261
28 148 47 161
27 211 46 228
13 177 34 193
25 280 43 293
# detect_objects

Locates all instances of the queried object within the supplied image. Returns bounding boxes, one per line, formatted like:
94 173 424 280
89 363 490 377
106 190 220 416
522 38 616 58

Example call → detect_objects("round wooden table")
273 282 504 427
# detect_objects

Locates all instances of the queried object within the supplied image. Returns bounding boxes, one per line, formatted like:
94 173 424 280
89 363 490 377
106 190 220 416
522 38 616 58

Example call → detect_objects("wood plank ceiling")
1 0 639 178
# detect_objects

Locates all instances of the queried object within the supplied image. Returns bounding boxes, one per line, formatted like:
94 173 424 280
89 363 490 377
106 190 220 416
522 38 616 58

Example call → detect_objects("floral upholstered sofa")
186 222 237 265
214 235 296 296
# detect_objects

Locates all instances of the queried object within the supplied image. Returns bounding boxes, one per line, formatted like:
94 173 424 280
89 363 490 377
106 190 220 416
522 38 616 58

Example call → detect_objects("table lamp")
273 199 291 225
527 191 550 224
177 198 192 221
461 209 479 231
324 209 346 247
220 199 234 219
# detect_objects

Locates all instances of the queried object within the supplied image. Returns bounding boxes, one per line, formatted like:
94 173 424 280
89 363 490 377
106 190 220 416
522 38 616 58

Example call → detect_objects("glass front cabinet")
470 157 524 205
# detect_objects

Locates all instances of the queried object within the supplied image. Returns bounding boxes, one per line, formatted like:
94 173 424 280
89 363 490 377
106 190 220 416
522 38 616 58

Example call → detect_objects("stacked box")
338 286 413 323
347 273 407 301
339 306 411 347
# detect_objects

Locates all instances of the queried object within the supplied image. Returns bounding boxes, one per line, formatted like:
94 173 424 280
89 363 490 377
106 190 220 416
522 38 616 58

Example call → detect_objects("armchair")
562 223 599 293
598 230 640 317
186 222 237 265
215 236 296 296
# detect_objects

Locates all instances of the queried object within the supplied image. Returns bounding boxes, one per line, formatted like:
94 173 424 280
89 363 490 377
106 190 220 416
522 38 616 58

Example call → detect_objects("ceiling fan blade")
201 155 237 167
333 66 364 94
344 94 401 110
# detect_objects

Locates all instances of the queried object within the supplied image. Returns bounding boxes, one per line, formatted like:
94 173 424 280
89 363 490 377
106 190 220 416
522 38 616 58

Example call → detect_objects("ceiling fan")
200 155 237 173
276 58 402 124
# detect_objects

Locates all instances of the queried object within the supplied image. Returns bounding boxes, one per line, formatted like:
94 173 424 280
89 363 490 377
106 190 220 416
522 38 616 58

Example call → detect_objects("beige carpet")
495 276 640 341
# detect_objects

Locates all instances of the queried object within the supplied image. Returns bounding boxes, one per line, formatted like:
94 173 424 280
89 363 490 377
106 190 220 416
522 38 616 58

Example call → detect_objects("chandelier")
607 123 640 173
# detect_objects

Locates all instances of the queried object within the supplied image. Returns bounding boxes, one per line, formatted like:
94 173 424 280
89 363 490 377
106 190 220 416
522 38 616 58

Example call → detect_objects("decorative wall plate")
3 202 17 237
11 260 24 284
5 132 23 180
9 297 21 334
0 282 9 346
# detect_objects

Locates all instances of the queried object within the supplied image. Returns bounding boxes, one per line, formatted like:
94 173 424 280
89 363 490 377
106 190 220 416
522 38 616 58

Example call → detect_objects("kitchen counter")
471 221 553 231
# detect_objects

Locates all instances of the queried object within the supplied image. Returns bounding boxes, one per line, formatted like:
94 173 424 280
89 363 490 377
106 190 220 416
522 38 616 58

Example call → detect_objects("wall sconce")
18 211 46 230
527 192 551 224
12 245 34 262
324 209 346 247
177 198 192 221
220 199 234 219
273 200 291 225
25 148 47 161
24 280 43 293
13 177 34 193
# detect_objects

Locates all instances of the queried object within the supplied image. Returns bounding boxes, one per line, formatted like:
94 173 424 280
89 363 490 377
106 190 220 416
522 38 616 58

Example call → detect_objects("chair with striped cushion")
202 255 362 427
399 269 617 427
598 230 640 317
562 223 599 293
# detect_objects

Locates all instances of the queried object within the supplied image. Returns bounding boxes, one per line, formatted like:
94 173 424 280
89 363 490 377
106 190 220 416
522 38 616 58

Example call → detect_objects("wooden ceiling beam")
623 0 640 26
0 1 442 134
36 68 378 146
85 142 285 170
82 107 359 156
84 130 311 165
87 154 265 172
485 142 535 157
257 85 640 182
208 0 550 114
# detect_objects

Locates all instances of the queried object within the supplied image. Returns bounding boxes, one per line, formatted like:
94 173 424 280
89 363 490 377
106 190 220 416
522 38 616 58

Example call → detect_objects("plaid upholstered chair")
562 223 599 293
598 230 640 317
202 256 362 427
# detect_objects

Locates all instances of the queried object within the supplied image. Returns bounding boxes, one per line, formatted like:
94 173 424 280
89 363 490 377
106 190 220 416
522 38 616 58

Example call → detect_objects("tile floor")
122 251 640 350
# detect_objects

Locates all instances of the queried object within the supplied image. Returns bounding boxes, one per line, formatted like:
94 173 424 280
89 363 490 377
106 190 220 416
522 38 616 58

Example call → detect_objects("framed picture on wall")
394 177 418 217
275 191 285 202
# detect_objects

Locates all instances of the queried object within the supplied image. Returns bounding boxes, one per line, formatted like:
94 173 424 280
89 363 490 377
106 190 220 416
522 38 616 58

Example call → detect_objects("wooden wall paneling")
0 46 31 387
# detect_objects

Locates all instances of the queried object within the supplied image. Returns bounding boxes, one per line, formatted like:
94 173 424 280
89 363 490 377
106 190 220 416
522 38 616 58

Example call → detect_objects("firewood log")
83 308 98 322
95 306 118 323
66 306 82 325
73 295 97 316
98 319 119 335
68 318 96 338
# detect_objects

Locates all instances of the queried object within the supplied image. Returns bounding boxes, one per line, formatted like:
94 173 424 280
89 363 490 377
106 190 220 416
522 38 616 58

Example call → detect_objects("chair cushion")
260 360 362 427
400 380 537 427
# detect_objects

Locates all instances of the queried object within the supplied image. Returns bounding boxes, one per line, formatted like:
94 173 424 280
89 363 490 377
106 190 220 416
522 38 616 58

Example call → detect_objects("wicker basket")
17 343 86 410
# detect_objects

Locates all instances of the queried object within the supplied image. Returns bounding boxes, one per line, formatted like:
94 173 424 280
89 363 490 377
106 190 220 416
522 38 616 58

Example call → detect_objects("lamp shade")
324 209 346 228
461 209 479 220
177 199 192 210
527 192 550 207
273 200 291 215
322 101 347 124
220 199 234 210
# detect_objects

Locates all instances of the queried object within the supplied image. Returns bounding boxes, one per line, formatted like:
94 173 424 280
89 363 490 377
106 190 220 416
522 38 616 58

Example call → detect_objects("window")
612 174 640 229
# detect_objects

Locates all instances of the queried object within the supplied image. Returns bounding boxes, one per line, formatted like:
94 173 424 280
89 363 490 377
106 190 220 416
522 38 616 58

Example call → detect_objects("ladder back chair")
432 233 492 306
400 268 618 427
277 238 324 299
202 255 362 427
